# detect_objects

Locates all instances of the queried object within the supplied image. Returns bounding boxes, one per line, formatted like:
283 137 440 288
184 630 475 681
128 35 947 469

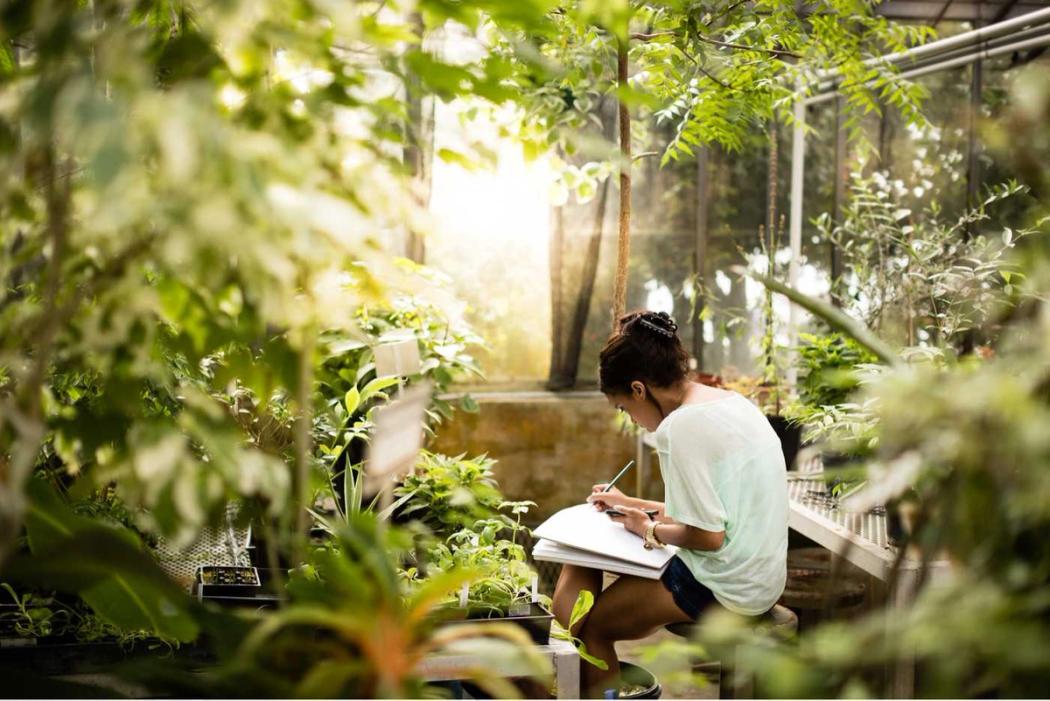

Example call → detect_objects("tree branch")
630 31 677 41
669 43 736 91
698 65 733 90
696 33 800 59
630 29 800 60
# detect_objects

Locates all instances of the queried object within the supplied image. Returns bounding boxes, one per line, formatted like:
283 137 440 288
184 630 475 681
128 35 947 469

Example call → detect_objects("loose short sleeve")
663 419 727 532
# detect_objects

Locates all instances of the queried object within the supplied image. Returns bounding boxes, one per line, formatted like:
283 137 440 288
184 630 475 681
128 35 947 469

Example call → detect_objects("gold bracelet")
643 521 666 550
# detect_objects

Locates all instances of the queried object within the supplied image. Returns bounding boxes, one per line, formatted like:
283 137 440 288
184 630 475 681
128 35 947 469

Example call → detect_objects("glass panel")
880 64 974 221
427 101 553 386
979 52 1050 229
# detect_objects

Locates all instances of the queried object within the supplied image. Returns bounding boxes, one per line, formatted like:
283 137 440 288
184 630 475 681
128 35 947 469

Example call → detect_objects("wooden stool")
665 604 798 698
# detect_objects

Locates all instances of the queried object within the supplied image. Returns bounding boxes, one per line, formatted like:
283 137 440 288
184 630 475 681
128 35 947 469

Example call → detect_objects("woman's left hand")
606 506 651 538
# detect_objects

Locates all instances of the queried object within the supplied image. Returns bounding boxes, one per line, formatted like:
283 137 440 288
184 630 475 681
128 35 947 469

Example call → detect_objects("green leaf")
360 376 401 403
345 386 362 417
568 589 595 630
576 641 610 670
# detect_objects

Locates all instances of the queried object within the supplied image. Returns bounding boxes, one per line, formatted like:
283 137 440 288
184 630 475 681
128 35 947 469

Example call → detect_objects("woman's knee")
552 565 603 628
578 614 620 648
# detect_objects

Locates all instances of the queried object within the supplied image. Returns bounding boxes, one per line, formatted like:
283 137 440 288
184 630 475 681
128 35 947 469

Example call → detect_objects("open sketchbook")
532 503 677 580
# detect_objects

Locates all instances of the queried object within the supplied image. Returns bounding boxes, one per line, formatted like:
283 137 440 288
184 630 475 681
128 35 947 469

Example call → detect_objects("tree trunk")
831 95 848 299
612 39 632 328
561 177 611 382
692 147 711 368
404 11 434 263
548 204 567 387
763 120 779 377
546 95 616 389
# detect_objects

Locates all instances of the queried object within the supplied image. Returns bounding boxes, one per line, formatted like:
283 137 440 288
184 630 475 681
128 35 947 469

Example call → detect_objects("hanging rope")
612 39 632 328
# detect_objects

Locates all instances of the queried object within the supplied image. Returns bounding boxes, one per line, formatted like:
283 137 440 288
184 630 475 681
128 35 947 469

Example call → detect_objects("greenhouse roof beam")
871 0 1047 21
804 26 1050 105
807 5 1050 86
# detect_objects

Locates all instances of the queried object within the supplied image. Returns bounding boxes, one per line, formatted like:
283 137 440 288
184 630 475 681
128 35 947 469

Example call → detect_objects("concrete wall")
430 391 660 522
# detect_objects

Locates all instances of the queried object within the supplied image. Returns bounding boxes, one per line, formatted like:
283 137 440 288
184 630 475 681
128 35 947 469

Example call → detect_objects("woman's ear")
630 381 647 400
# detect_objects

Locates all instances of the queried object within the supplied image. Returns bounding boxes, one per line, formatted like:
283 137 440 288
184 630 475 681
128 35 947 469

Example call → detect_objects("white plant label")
373 337 421 378
365 381 431 492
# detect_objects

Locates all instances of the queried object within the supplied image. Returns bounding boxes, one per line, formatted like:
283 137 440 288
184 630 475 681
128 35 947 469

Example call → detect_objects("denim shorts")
660 555 718 620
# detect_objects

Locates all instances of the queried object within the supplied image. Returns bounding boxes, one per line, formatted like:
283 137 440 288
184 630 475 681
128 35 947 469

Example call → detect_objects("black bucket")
767 415 802 470
617 661 662 699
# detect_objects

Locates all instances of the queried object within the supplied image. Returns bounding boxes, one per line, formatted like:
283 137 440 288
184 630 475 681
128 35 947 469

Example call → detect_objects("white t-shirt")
653 392 788 615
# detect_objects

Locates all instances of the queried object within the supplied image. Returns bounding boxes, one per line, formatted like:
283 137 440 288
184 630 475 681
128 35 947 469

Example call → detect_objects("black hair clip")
638 312 677 338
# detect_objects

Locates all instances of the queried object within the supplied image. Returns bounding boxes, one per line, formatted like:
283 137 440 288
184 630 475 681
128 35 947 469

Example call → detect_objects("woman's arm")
608 507 725 551
627 496 665 518
587 489 674 525
652 520 725 551
588 488 672 521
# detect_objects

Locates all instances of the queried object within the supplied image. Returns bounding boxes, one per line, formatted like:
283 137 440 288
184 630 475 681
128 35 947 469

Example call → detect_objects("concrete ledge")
438 390 606 404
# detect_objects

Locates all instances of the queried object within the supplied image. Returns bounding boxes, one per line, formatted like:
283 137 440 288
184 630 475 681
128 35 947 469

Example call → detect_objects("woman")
552 310 788 697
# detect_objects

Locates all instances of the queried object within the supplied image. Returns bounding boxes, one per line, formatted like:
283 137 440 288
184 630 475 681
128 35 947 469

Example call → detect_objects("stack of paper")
532 504 677 580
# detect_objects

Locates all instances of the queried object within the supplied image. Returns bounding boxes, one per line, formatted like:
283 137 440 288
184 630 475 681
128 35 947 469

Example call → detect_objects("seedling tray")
196 566 260 599
444 602 554 645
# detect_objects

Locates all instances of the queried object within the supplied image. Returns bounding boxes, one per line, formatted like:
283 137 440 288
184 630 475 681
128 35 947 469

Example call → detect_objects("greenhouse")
2 0 1050 698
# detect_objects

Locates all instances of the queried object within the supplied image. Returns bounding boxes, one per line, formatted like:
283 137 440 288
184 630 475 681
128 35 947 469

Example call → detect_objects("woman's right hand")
587 484 629 511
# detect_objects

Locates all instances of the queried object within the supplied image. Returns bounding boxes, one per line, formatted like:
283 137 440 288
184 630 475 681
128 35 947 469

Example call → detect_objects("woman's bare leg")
552 564 604 633
577 575 693 697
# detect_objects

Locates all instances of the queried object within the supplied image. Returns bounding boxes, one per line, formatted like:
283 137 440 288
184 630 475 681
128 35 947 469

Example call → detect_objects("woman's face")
605 381 662 432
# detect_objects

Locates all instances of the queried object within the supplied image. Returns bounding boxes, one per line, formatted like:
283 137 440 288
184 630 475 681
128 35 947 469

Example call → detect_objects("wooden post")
293 326 316 567
405 11 433 263
831 96 848 294
692 147 710 368
786 96 806 389
964 52 984 239
612 39 632 327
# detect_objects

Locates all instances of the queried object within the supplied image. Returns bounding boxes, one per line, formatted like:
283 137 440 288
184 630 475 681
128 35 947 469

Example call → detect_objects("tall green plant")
820 176 1032 349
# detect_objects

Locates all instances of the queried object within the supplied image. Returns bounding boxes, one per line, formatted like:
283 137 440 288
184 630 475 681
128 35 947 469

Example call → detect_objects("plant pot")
766 415 802 470
443 602 554 645
617 661 662 699
885 501 919 548
820 450 865 470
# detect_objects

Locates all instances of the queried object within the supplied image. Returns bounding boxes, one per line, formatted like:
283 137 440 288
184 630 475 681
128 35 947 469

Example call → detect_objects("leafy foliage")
226 514 548 698
392 451 509 536
822 176 1033 349
550 589 608 670
794 332 879 409
393 451 545 618
7 478 200 642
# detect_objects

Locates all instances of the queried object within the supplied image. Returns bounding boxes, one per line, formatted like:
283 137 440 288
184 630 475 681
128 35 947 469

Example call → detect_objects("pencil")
602 459 635 493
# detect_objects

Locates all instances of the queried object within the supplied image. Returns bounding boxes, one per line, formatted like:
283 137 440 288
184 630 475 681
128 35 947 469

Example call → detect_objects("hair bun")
637 311 678 338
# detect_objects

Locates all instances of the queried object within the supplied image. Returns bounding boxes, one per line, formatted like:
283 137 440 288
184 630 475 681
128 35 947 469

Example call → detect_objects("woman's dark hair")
598 310 690 395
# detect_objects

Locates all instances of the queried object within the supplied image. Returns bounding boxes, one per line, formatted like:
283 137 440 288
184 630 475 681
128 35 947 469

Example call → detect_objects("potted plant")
786 331 879 470
390 453 556 642
423 514 555 646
